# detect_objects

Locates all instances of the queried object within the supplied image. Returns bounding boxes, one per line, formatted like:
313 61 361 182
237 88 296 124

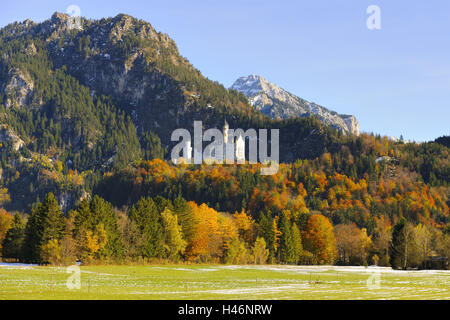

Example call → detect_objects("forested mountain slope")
0 12 346 211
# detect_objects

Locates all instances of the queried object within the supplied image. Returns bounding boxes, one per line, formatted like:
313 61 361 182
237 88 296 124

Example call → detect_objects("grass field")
0 264 449 300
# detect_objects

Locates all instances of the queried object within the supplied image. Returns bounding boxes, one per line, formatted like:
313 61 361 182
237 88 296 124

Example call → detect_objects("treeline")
96 157 448 234
0 192 449 269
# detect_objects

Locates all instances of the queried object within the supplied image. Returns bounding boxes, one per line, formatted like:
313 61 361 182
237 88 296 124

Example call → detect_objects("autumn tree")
372 218 392 266
59 209 77 265
41 239 63 265
252 237 269 264
0 188 11 207
233 209 255 244
219 214 239 254
436 227 450 262
185 202 221 262
411 224 432 266
75 225 107 262
0 209 13 256
161 207 187 260
304 214 337 264
1 214 25 260
224 238 247 264
334 224 372 265
59 234 77 266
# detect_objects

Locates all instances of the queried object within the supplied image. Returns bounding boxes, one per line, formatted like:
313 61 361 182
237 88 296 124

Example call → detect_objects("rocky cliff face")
342 115 360 137
0 125 24 151
231 75 360 135
4 69 35 108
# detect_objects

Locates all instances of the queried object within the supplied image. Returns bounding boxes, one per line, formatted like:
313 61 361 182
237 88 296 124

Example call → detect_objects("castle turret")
185 140 192 163
223 119 229 144
236 134 245 164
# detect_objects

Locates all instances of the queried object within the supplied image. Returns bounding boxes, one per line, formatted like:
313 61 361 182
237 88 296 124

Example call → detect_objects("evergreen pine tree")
129 197 164 258
173 196 195 244
279 211 296 264
390 218 415 269
259 211 276 263
23 193 65 263
291 223 303 264
89 196 125 260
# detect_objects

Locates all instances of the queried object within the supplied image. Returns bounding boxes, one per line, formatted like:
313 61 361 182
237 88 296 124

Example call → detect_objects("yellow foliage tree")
233 210 255 243
161 208 187 260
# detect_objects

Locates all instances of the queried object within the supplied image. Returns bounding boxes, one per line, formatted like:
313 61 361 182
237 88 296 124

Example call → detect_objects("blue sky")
1 0 449 142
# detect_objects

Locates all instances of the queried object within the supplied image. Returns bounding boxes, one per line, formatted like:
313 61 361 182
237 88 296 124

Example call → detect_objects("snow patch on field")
81 270 129 277
214 265 450 275
0 263 37 269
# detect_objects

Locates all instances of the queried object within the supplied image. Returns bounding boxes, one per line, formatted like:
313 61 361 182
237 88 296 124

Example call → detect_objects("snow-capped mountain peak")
231 75 360 135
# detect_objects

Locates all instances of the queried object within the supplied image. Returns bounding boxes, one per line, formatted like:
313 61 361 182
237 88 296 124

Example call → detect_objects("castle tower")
236 134 245 164
223 119 234 163
185 140 192 163
223 119 229 144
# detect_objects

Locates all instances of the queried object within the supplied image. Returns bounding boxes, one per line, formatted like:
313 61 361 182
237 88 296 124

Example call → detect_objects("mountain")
0 12 273 166
231 75 360 135
0 12 344 211
0 12 258 143
0 12 448 235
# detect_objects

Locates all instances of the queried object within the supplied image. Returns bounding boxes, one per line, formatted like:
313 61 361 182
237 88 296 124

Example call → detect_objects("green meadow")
0 265 449 300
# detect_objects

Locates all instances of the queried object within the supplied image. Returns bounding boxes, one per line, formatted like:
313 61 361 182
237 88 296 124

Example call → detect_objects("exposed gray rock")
0 125 25 151
4 69 35 108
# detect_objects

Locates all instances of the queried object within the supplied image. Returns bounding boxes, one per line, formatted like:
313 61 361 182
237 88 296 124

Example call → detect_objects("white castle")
171 120 279 174
224 119 245 164
177 119 245 164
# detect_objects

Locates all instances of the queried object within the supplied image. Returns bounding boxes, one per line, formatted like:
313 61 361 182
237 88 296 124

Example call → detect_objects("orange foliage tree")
303 214 337 264
0 209 13 255
185 202 239 262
